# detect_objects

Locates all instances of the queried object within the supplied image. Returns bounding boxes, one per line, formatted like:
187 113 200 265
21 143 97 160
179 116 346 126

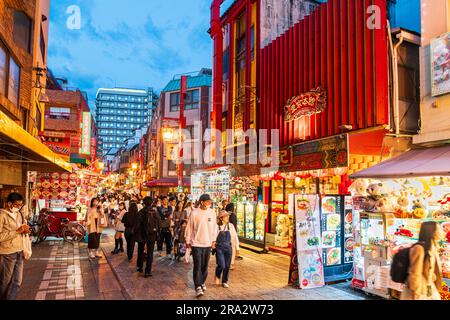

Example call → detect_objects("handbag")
23 234 32 260
100 213 108 228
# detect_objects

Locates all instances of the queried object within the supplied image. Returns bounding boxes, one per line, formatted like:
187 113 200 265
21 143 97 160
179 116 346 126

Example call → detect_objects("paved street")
18 229 371 300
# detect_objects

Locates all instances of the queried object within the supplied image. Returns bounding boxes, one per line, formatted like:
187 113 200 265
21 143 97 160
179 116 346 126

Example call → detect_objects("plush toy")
375 197 392 213
365 183 386 212
442 222 450 243
349 179 368 197
412 198 427 219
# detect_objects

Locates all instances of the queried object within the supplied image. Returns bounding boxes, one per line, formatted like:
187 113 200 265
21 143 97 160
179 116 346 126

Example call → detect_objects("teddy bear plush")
348 179 368 197
412 198 427 219
364 183 386 212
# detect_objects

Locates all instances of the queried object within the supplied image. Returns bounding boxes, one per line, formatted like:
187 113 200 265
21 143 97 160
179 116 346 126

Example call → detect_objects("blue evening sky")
48 0 213 111
48 0 420 112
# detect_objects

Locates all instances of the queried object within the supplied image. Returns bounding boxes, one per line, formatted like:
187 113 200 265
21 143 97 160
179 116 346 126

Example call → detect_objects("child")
215 211 239 288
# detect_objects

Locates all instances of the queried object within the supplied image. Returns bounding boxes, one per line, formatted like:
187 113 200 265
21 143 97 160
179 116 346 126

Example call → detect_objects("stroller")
173 220 187 262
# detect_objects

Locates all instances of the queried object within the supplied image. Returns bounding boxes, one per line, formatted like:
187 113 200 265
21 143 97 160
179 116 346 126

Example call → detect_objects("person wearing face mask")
0 192 30 300
111 202 126 254
185 194 218 297
85 197 107 259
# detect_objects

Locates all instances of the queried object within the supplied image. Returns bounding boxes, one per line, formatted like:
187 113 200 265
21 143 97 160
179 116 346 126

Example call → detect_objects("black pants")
88 233 101 249
192 247 211 288
137 233 157 274
157 229 172 254
124 229 135 260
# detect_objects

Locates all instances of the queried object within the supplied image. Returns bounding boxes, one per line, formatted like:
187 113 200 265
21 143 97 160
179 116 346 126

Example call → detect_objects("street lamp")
162 127 175 142
131 162 138 170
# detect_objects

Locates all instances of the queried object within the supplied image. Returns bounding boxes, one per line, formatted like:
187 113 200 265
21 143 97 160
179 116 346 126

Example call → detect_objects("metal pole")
178 76 187 192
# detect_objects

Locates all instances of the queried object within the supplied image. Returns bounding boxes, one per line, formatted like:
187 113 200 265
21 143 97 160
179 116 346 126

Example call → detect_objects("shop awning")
143 177 191 187
0 110 72 172
349 145 450 179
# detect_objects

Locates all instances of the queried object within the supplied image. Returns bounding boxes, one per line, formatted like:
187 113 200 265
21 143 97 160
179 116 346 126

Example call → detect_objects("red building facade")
258 0 389 147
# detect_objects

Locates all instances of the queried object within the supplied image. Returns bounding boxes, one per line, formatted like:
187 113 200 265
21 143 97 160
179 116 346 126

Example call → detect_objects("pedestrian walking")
135 197 160 277
225 203 242 266
111 202 126 254
0 192 30 300
157 196 173 258
400 221 443 300
185 194 218 297
214 211 239 288
85 197 108 259
122 202 139 261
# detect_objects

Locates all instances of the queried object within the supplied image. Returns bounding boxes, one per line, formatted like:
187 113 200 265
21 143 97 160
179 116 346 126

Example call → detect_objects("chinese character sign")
80 112 91 155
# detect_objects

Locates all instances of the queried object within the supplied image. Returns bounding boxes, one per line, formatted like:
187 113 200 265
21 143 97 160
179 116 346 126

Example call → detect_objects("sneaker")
237 256 244 260
215 277 221 285
137 267 143 273
201 284 207 292
222 283 229 288
196 287 204 297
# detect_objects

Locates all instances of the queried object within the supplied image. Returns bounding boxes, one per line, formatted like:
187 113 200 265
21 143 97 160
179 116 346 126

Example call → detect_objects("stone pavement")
17 237 128 300
100 229 371 300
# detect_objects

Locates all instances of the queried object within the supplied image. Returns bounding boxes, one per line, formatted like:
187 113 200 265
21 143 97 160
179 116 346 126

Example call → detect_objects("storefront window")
8 57 20 106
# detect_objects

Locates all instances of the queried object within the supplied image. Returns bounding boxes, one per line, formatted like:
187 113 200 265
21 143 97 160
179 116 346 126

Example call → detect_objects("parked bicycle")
31 209 86 245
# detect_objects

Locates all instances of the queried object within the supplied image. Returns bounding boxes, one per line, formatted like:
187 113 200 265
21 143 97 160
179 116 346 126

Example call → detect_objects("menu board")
321 196 342 266
293 194 325 289
344 196 354 264
32 172 78 207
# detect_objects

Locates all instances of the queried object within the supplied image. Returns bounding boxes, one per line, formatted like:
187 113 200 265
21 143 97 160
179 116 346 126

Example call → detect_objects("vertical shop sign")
80 112 91 155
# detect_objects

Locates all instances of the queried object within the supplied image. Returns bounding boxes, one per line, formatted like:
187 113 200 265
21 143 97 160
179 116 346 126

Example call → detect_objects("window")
40 26 46 61
170 92 180 112
13 11 33 53
8 57 20 106
49 107 70 120
170 90 199 111
0 47 6 95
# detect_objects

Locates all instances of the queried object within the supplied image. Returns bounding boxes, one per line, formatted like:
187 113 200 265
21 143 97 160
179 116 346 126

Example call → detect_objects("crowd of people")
83 192 242 297
0 191 446 300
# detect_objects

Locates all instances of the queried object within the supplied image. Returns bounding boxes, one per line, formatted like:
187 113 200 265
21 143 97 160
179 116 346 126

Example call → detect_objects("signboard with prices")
431 32 450 97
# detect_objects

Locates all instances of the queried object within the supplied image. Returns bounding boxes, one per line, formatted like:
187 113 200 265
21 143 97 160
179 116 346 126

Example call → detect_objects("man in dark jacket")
135 197 160 277
157 195 173 258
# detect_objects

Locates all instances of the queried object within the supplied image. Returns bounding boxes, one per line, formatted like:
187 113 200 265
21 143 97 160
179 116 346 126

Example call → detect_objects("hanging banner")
291 194 325 289
284 86 327 122
431 32 450 97
80 112 91 155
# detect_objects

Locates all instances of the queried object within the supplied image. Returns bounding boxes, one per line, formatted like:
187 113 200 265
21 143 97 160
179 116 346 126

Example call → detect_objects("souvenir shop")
348 144 450 300
279 129 391 284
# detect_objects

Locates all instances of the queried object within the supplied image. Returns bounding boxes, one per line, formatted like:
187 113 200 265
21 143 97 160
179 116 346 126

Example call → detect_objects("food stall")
349 145 450 300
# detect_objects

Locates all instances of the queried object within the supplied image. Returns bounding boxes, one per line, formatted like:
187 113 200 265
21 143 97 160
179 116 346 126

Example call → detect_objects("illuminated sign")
80 112 91 155
284 86 327 122
431 32 450 96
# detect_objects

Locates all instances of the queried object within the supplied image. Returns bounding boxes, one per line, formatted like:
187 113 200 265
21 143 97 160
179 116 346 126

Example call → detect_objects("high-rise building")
95 87 158 155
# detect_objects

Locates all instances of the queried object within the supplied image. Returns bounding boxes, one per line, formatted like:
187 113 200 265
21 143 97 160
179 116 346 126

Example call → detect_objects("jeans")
0 251 24 300
215 244 232 283
192 247 211 288
137 233 157 274
124 229 135 260
157 229 172 254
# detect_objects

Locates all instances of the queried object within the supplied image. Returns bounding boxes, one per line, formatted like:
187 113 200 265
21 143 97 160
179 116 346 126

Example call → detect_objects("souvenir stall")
191 167 230 206
349 145 450 300
229 176 267 248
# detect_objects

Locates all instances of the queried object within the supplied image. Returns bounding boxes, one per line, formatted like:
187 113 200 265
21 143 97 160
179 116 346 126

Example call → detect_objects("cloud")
48 0 213 112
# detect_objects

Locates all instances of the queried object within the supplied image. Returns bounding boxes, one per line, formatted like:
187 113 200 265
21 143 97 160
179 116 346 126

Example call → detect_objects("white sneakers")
222 283 229 288
201 284 207 291
196 287 204 297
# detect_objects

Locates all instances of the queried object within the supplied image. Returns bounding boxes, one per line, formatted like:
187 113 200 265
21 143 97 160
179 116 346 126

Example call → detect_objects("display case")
234 200 266 247
236 202 245 238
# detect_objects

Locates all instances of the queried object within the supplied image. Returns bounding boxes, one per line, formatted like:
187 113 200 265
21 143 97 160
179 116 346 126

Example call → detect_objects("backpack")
390 243 422 284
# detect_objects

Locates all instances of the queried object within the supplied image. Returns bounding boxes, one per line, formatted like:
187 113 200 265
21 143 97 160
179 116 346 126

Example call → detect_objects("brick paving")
17 237 128 300
100 229 371 300
16 229 374 300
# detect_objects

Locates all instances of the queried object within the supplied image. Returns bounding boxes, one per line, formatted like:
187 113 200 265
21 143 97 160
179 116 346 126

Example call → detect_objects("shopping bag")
184 247 191 264
23 234 32 260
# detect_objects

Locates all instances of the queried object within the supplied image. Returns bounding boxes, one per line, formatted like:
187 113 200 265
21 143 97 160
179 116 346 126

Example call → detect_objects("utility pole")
178 76 187 193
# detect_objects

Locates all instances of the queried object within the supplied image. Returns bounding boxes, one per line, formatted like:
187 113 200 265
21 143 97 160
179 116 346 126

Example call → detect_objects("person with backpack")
134 197 161 278
214 211 239 288
392 221 443 300
121 202 139 261
157 195 173 258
